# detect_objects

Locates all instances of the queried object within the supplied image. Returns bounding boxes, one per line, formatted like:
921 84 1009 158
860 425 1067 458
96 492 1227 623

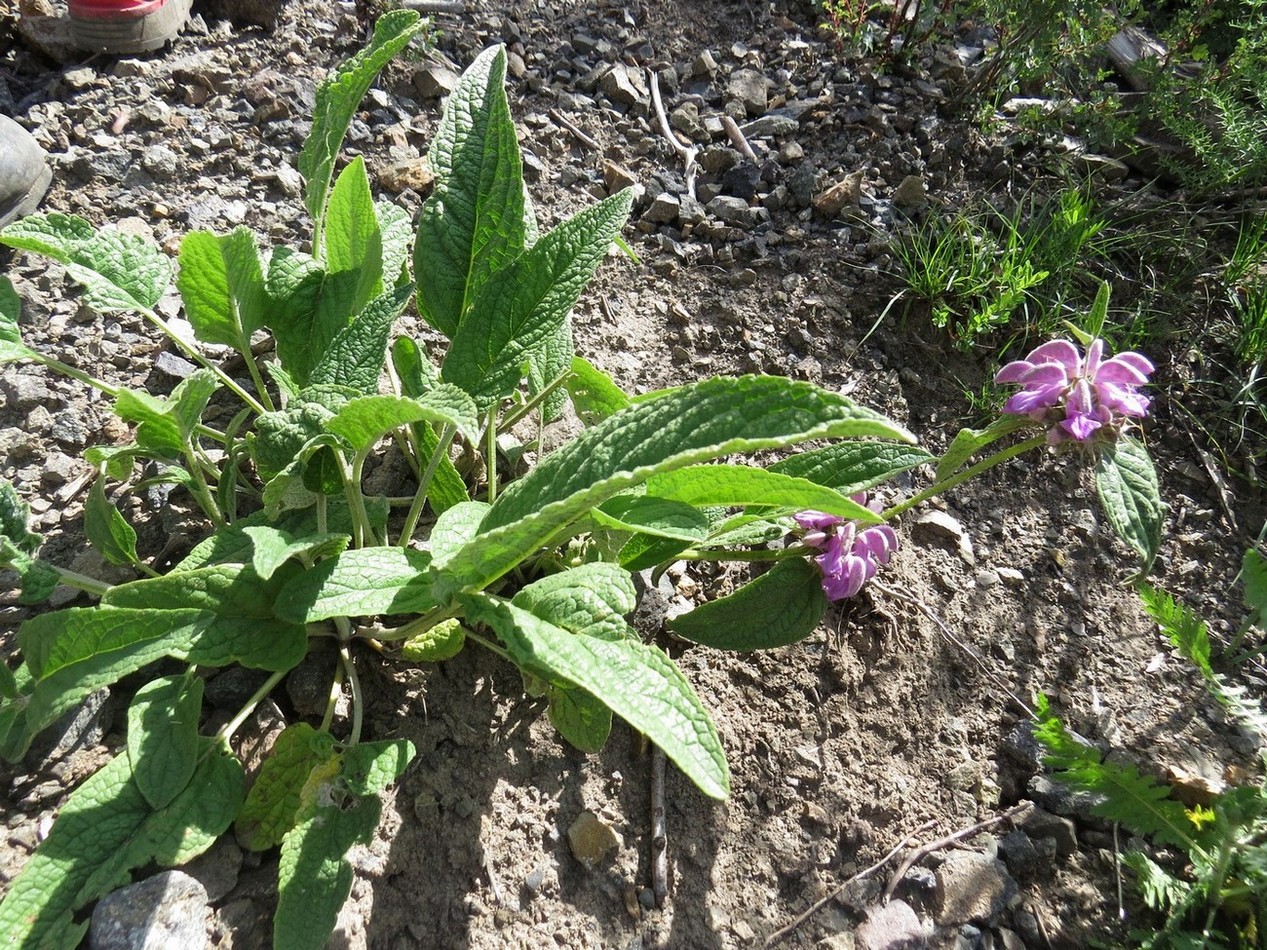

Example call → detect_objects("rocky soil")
2 0 1265 948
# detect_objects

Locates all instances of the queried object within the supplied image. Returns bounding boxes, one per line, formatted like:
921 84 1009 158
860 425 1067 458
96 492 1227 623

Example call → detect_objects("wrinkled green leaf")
274 546 435 622
592 494 712 542
377 199 412 286
769 442 932 494
512 562 637 642
85 475 139 567
442 190 632 409
310 283 413 394
1095 435 1163 574
414 44 525 337
323 156 383 310
566 355 630 425
237 723 337 851
392 338 468 513
0 274 37 363
325 386 478 455
670 558 828 650
239 525 350 580
265 247 326 384
177 228 267 353
401 617 466 661
462 593 729 798
647 464 881 522
935 415 1028 482
1243 548 1267 630
548 685 612 752
127 673 204 810
253 397 342 483
429 500 490 565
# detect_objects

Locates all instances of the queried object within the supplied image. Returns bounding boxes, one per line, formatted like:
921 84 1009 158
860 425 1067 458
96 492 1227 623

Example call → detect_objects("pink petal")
1023 339 1082 371
1113 351 1154 376
1061 410 1101 441
1003 387 1063 415
1016 363 1070 387
1096 357 1151 386
1084 338 1104 376
794 510 841 532
995 360 1036 384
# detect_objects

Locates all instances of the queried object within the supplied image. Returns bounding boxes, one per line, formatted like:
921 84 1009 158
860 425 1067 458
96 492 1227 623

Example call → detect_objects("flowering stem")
882 434 1049 522
677 545 812 562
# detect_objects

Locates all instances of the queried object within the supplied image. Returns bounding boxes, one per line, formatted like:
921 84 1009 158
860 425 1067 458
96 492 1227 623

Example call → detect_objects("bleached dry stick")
650 745 669 907
548 108 600 151
649 70 698 200
720 114 758 162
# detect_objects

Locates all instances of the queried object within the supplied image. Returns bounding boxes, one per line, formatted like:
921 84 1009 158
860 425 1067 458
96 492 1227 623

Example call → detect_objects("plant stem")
33 352 119 398
882 434 1049 521
320 654 346 733
216 669 287 744
242 347 276 414
348 450 383 545
338 640 363 746
370 603 460 642
182 438 225 528
500 368 572 431
399 424 456 546
48 565 113 597
676 546 810 562
485 414 498 503
339 452 374 548
464 626 514 664
138 305 267 415
316 493 328 536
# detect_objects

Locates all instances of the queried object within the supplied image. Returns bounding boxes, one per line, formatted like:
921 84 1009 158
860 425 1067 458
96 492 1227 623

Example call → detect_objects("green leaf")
323 157 383 308
237 723 337 851
299 9 427 229
127 673 204 810
393 339 469 513
436 376 913 597
0 274 37 363
414 44 526 337
442 190 633 409
1095 435 1163 574
85 475 140 567
592 494 712 542
512 562 637 641
669 558 828 650
1 212 172 314
462 593 729 798
769 442 933 493
1 477 42 559
114 389 185 458
0 740 242 948
429 500 490 564
325 386 478 455
177 228 267 353
1140 584 1212 679
647 464 882 522
265 247 326 385
934 415 1029 481
310 283 413 394
566 355 631 425
391 335 439 396
101 565 308 670
252 398 341 483
274 546 435 622
527 319 573 422
401 617 466 661
274 738 414 950
548 685 612 752
239 525 350 580
617 533 693 572
1242 548 1267 630
377 199 413 286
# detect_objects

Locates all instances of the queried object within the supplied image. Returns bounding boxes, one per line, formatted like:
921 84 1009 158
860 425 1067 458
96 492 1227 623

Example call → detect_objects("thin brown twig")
651 745 669 907
648 70 698 200
548 108 600 151
881 803 1033 902
762 819 936 948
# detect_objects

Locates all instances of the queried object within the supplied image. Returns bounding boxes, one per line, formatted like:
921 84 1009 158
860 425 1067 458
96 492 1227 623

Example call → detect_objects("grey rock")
286 644 338 717
727 68 768 116
3 373 51 409
1021 807 1079 858
599 63 647 108
693 50 719 77
893 174 927 208
1027 774 1107 823
414 63 460 100
52 408 89 447
699 146 742 176
90 870 209 950
998 829 1040 880
855 899 927 950
740 114 799 138
721 161 761 201
996 926 1026 950
183 838 243 902
678 194 707 225
814 170 864 217
706 195 755 228
669 102 707 141
205 666 273 710
28 687 113 763
152 350 198 383
1000 721 1044 774
141 145 180 181
933 852 1018 926
644 192 681 224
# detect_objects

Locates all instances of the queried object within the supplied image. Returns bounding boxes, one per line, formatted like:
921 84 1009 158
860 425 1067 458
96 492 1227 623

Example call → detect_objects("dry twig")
650 745 669 907
649 70 698 199
548 108 600 151
720 114 758 162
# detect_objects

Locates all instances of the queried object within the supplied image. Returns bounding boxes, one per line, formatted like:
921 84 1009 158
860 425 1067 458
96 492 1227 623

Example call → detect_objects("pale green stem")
676 545 812 562
370 603 460 643
31 352 119 398
398 424 456 547
882 434 1049 522
216 669 287 743
338 639 363 746
182 437 225 528
349 450 383 545
500 369 571 431
319 656 345 734
194 424 227 443
463 627 513 665
339 452 374 548
241 345 276 414
47 565 112 597
485 413 498 503
137 304 266 415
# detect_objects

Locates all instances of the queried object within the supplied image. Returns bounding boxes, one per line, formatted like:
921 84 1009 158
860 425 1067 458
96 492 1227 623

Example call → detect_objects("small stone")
740 114 798 138
567 811 621 867
90 870 209 950
998 829 1040 880
183 838 243 902
141 145 180 180
670 102 707 141
893 174 928 208
599 63 647 108
997 567 1025 585
1021 807 1079 858
414 62 460 99
1027 774 1106 823
705 195 755 228
779 140 804 163
644 192 680 224
975 569 1000 589
934 851 1017 926
727 68 768 116
693 50 719 77
379 157 435 194
601 160 638 192
271 163 304 197
813 170 864 217
854 899 927 950
152 350 198 382
3 373 51 409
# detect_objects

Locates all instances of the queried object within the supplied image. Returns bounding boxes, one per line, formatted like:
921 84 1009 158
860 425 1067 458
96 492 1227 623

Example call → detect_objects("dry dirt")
1 0 1265 948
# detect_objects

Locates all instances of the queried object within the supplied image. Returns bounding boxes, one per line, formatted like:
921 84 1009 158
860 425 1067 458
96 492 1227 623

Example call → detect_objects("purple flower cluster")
994 339 1154 444
794 497 898 601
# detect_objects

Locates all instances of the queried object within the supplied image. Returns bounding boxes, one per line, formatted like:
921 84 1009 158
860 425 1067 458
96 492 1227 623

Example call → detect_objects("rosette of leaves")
0 13 922 949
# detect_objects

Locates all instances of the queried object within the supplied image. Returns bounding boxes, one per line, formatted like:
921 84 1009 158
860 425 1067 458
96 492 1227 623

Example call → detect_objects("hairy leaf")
127 673 204 810
326 386 478 455
377 199 412 286
647 464 881 522
401 618 466 661
442 190 632 408
236 723 338 851
274 546 435 622
323 156 383 311
592 495 712 542
265 247 326 385
670 558 828 650
0 274 37 363
462 593 729 798
548 685 612 752
934 415 1028 481
566 355 631 425
511 562 637 642
414 44 525 337
429 500 491 565
1095 435 1163 573
85 475 139 567
392 338 469 513
769 442 933 494
177 228 267 353
239 525 350 580
310 283 413 394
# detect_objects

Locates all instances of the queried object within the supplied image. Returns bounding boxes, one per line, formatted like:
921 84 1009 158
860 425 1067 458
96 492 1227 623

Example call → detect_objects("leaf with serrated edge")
670 558 828 650
310 283 413 394
549 685 612 752
299 10 427 227
377 199 412 285
239 525 350 580
769 442 932 494
325 386 478 454
436 376 912 596
0 739 242 949
274 546 435 622
177 228 266 352
592 495 712 541
1 212 172 313
1095 435 1163 573
647 465 881 522
85 475 139 566
414 45 525 337
429 501 490 565
566 355 630 425
236 723 337 851
127 673 204 810
442 190 632 408
462 593 729 798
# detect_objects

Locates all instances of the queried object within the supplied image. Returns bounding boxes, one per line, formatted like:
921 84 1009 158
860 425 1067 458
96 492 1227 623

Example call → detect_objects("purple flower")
794 497 898 601
994 339 1154 444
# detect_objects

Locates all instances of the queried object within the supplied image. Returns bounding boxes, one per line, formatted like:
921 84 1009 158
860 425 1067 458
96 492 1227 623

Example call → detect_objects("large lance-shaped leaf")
566 355 631 425
177 227 267 353
274 546 435 622
1 212 172 314
0 274 38 363
434 376 913 597
462 593 730 799
414 44 525 337
299 9 427 233
441 189 633 409
769 442 933 494
0 740 242 949
319 156 383 323
310 283 414 394
127 673 204 810
1095 434 1163 574
237 723 337 851
646 465 881 523
84 474 140 567
324 386 478 455
670 558 829 650
265 247 325 385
